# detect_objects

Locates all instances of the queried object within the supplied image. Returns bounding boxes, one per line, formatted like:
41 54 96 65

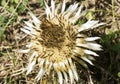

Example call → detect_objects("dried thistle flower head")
20 0 105 83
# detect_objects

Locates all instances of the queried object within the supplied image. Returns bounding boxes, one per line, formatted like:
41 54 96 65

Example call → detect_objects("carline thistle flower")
20 0 105 84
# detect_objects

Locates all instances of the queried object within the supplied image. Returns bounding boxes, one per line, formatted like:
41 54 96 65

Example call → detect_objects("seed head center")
41 19 66 48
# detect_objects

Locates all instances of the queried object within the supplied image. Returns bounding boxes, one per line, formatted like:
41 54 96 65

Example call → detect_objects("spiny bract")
20 0 105 84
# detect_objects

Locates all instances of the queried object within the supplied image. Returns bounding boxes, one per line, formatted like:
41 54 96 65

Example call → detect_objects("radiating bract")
20 0 105 84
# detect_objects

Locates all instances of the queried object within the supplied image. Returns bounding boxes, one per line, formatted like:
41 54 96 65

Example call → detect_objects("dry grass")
0 0 120 84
